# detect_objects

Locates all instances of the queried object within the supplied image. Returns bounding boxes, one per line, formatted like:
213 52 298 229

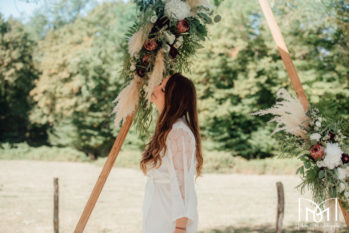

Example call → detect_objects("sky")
0 0 113 23
0 0 42 22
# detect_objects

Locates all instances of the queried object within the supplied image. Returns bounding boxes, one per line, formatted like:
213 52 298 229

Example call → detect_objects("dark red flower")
136 67 146 77
144 38 158 51
176 19 189 33
310 143 324 160
342 153 349 164
142 53 152 65
169 46 178 59
328 131 336 141
152 16 170 33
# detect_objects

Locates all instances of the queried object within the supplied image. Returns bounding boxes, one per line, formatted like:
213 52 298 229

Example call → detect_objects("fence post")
276 181 284 233
54 177 59 233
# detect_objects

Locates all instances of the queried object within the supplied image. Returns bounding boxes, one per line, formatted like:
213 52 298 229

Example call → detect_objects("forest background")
1 0 348 174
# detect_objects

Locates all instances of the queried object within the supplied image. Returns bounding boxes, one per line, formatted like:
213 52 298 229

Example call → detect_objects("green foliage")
187 0 349 159
273 104 349 210
115 0 221 137
1 0 348 161
29 2 138 157
0 14 47 145
0 142 88 161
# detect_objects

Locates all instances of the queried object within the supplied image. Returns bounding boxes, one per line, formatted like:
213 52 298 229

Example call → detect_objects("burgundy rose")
136 67 146 77
342 153 349 164
169 46 178 58
176 19 189 33
142 53 152 65
310 143 325 160
328 131 335 141
144 38 158 51
153 16 170 32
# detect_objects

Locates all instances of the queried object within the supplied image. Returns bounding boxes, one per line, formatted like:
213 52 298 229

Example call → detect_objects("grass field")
0 159 348 233
0 143 303 175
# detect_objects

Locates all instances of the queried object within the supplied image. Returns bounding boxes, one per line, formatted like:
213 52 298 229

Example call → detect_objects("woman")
140 72 203 233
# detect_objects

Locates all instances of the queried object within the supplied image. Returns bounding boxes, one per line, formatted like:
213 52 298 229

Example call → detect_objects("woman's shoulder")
168 117 195 143
172 116 190 131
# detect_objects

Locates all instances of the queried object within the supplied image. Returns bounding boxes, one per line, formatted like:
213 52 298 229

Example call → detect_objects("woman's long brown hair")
140 72 203 180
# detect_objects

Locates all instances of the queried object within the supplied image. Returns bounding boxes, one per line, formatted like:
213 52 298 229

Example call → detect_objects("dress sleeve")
166 126 196 225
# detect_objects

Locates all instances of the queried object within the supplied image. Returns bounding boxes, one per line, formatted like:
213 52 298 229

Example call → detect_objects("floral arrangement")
251 88 349 211
111 0 221 135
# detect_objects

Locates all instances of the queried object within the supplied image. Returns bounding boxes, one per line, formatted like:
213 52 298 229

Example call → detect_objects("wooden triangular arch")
74 0 348 232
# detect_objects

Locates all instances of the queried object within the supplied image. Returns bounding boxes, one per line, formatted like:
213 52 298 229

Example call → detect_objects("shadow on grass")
198 223 349 233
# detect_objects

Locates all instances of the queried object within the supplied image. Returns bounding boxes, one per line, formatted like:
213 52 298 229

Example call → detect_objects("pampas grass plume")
144 48 165 108
250 88 310 139
111 74 144 128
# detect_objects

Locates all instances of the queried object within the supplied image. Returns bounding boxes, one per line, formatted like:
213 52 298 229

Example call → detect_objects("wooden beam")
257 0 309 112
258 0 349 229
74 111 136 233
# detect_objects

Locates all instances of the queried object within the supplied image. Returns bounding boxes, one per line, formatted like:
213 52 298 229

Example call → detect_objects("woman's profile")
140 72 203 233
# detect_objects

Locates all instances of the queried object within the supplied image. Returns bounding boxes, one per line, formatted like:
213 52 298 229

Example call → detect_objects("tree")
0 14 47 144
29 1 138 158
187 0 349 159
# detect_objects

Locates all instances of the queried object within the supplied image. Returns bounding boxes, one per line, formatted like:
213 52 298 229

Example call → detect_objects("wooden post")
276 182 284 233
53 177 59 233
338 199 349 229
257 0 310 112
258 0 349 229
74 111 136 233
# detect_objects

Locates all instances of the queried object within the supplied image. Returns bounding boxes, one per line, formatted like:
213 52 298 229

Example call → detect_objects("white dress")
142 115 198 233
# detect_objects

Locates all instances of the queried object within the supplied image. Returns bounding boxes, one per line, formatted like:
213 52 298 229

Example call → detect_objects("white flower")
177 36 183 42
339 182 346 192
130 64 136 71
163 43 171 53
318 117 322 122
316 160 325 168
164 0 191 20
310 133 321 141
164 31 175 44
315 121 321 127
323 143 343 169
150 15 158 23
173 40 182 49
337 167 347 180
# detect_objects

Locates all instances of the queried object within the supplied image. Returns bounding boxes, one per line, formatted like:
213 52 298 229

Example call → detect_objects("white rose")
310 133 321 141
164 0 191 20
315 121 321 127
323 143 343 169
